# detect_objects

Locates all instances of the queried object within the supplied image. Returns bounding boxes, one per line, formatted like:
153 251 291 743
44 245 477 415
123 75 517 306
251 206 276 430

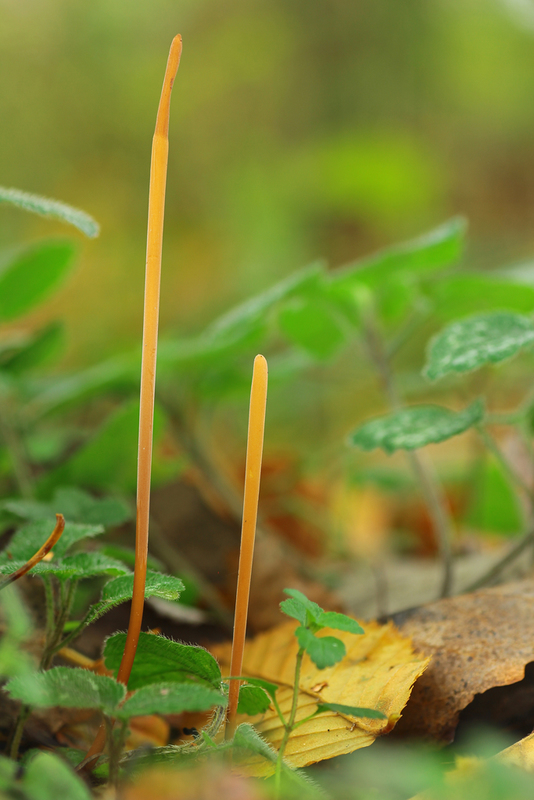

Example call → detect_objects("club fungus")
226 353 268 736
85 34 182 763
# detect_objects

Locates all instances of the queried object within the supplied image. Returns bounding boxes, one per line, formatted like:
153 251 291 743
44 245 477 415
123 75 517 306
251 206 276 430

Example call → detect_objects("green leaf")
315 702 386 720
86 572 184 626
232 722 277 763
278 295 347 359
0 240 77 322
100 544 163 573
0 585 35 679
348 400 484 454
203 263 324 348
5 667 125 714
280 588 323 626
27 353 139 420
1 322 64 374
428 274 534 322
0 552 130 582
51 487 132 526
23 751 93 800
424 312 534 382
37 399 170 494
231 676 279 704
3 488 132 528
0 519 104 564
0 186 99 238
104 631 221 691
0 755 17 791
316 611 364 635
116 682 226 720
331 218 466 293
237 684 272 715
295 627 346 669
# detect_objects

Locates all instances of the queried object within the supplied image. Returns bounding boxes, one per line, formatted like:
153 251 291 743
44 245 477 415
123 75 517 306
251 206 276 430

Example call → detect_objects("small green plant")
260 588 385 796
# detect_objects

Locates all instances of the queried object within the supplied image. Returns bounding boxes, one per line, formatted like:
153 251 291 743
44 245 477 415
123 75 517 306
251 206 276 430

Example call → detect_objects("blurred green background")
3 0 534 368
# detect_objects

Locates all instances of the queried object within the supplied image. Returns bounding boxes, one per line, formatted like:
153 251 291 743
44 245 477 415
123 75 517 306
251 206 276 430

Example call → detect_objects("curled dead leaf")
392 579 534 742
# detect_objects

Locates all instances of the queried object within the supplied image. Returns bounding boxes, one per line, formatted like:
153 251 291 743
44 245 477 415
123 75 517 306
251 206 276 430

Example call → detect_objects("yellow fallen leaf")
213 618 430 775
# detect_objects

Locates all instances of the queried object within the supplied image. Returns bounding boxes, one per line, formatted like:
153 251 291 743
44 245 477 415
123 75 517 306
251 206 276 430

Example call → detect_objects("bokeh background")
3 0 534 366
3 1 534 620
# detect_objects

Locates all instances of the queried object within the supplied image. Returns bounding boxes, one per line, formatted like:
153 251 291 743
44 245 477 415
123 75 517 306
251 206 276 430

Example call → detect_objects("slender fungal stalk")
226 354 268 737
0 514 64 590
85 34 182 764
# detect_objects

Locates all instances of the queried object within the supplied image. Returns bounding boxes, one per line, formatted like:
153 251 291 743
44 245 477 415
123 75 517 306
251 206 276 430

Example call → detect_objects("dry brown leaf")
212 618 429 774
392 579 534 742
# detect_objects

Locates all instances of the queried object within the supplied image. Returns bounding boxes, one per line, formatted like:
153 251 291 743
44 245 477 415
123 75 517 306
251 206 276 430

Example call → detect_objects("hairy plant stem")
106 717 128 789
40 578 78 670
363 313 454 597
9 707 30 760
274 647 304 797
10 574 78 757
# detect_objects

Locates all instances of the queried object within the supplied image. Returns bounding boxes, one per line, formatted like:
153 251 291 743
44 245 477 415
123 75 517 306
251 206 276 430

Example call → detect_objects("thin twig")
0 514 65 590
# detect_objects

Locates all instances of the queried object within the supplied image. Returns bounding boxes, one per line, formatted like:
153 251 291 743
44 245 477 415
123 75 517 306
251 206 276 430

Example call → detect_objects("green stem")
274 647 304 797
363 312 454 597
40 579 78 670
106 717 128 789
477 424 533 502
9 705 30 760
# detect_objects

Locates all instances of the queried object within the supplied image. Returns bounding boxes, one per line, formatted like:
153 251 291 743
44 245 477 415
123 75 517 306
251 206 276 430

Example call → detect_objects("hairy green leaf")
0 519 104 564
3 488 131 528
104 631 220 690
295 627 346 669
0 186 99 238
237 684 272 716
349 400 484 454
232 723 278 763
280 588 323 626
0 240 77 322
85 572 184 627
116 682 226 720
231 676 279 703
424 312 534 381
316 611 364 635
0 552 129 582
5 667 125 714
